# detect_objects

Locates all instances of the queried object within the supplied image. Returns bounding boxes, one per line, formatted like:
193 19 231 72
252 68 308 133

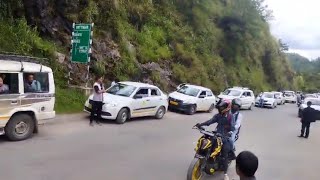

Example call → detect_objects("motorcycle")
187 126 236 180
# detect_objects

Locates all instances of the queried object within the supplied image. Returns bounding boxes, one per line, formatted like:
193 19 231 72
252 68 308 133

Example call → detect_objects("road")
0 104 320 180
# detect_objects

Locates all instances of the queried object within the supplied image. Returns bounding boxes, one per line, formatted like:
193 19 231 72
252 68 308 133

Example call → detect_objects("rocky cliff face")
1 0 297 92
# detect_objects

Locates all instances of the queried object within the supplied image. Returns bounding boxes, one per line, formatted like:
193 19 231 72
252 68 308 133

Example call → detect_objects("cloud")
265 0 320 59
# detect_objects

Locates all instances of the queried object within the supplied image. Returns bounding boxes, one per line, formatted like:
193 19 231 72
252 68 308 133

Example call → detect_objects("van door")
0 72 21 122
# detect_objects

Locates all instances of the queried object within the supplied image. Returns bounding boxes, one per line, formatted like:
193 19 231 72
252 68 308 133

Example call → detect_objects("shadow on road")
0 135 7 143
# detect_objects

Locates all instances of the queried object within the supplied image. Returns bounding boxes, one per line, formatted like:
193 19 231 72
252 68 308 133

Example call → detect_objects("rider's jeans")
229 131 237 150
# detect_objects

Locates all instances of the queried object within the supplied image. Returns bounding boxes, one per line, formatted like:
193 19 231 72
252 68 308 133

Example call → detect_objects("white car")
283 91 296 103
272 91 285 105
168 84 216 115
217 87 255 110
255 92 277 108
84 82 168 124
298 98 320 120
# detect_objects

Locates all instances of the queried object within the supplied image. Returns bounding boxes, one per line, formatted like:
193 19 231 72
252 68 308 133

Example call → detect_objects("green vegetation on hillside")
287 53 320 92
0 0 301 113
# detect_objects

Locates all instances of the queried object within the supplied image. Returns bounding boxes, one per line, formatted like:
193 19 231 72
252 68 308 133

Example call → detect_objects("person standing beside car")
90 75 106 126
298 101 316 138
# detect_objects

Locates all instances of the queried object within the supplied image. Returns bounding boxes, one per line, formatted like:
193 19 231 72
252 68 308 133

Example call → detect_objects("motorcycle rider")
196 99 235 180
230 98 243 150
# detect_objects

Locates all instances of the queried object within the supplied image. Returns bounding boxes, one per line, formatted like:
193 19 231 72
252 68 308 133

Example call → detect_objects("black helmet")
232 98 242 108
216 100 231 114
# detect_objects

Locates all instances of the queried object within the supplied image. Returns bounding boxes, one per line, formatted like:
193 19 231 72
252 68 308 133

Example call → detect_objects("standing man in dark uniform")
298 101 316 138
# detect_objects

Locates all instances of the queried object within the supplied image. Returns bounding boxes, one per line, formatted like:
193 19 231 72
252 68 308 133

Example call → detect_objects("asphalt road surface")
1 104 320 180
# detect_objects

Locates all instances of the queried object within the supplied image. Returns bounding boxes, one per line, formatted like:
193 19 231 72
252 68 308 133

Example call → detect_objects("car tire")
116 108 129 124
187 105 196 115
155 106 166 119
207 104 215 113
248 103 254 110
5 114 35 141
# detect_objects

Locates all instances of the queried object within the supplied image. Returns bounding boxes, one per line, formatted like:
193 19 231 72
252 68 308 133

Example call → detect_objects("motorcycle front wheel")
187 158 203 180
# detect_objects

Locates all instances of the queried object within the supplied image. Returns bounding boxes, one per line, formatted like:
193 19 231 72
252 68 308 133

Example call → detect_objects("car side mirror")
133 94 143 99
199 95 206 98
241 95 245 98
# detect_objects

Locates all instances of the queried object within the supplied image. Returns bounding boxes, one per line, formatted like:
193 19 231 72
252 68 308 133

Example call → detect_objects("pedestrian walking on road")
299 101 316 138
90 75 106 126
236 151 258 180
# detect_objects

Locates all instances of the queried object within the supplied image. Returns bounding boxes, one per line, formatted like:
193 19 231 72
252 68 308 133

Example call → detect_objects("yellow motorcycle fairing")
210 137 223 158
195 137 212 152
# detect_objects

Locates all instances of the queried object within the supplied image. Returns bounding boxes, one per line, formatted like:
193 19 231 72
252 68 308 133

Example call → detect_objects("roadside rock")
55 52 66 64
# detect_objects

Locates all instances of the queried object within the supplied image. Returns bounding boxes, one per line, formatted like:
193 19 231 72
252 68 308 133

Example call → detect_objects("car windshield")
106 83 137 97
304 99 320 105
262 93 273 98
305 94 317 98
177 86 200 97
222 89 241 96
284 92 294 96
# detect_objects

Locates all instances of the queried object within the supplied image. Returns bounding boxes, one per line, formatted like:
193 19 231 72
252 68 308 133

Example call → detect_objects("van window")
0 73 19 94
23 73 49 93
151 89 161 96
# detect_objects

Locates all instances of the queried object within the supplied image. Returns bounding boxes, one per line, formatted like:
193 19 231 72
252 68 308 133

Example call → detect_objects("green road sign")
71 23 93 63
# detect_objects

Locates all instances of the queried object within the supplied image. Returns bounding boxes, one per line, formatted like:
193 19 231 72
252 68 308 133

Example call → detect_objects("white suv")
84 82 168 124
168 84 216 115
217 87 255 110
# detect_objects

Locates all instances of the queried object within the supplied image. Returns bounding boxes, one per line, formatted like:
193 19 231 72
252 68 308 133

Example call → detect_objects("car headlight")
183 99 193 104
106 102 117 107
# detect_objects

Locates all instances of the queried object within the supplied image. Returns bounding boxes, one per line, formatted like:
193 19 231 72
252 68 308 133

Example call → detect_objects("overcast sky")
265 0 320 60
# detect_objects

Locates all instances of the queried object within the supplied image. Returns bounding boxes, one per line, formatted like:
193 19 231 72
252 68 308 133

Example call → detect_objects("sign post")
70 23 93 63
69 23 94 86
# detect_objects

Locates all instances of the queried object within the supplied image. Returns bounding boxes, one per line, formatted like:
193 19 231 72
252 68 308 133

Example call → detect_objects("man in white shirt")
230 98 243 151
90 75 106 126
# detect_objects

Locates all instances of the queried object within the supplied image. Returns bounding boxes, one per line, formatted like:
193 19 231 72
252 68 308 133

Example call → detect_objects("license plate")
170 101 178 105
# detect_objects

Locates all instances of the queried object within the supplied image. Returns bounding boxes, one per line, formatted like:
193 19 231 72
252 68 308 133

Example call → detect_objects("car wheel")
155 106 166 119
187 105 196 115
248 103 254 110
5 114 35 141
116 108 129 124
207 104 215 113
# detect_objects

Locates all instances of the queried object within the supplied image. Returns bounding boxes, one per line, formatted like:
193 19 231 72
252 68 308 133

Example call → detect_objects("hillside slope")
287 53 320 92
1 0 296 95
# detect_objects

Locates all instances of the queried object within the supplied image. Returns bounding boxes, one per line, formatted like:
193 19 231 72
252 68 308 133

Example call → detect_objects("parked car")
255 92 277 108
298 98 320 120
84 81 168 124
217 87 255 110
168 84 216 115
272 91 285 105
304 93 318 99
283 91 297 103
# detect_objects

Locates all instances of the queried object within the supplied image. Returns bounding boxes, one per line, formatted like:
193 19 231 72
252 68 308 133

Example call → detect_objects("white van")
0 55 55 141
217 87 255 110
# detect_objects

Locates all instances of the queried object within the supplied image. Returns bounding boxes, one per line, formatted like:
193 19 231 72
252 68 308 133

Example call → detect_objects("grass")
55 87 88 114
